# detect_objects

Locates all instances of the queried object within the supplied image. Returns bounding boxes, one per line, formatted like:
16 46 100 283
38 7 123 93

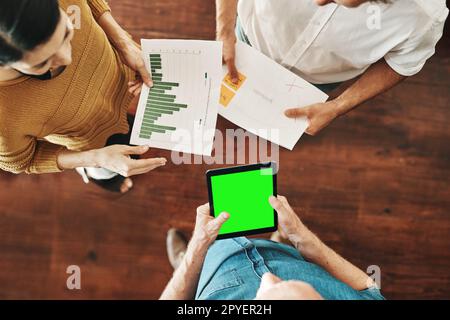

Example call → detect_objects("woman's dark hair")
0 0 61 66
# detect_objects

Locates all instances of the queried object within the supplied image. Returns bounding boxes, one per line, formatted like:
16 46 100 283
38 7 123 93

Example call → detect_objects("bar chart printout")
138 53 184 139
130 40 223 156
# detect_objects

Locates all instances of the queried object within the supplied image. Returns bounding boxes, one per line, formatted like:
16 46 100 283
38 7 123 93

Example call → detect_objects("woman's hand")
95 12 152 96
284 100 343 136
116 40 153 97
190 204 230 249
93 145 166 177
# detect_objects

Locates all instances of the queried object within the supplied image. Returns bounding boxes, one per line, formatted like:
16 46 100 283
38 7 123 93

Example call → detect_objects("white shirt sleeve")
384 10 448 77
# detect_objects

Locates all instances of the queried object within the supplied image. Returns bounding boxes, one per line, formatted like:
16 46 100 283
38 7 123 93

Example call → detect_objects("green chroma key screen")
207 163 278 240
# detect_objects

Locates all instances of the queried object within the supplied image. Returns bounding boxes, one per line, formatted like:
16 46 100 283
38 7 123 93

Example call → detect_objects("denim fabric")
235 16 252 46
195 237 384 300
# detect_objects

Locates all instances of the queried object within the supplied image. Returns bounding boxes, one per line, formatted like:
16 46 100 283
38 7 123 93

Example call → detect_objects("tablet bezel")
206 162 278 240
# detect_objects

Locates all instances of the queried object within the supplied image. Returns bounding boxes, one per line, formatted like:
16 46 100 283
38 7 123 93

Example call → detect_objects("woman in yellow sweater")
0 0 166 193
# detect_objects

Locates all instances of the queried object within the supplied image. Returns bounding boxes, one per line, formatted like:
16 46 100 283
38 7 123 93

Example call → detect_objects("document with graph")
130 40 222 156
219 41 329 150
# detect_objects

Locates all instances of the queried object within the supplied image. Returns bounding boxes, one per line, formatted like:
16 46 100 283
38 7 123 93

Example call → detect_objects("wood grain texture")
0 0 449 300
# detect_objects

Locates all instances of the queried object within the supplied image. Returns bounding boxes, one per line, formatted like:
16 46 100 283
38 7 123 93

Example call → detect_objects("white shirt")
238 0 449 84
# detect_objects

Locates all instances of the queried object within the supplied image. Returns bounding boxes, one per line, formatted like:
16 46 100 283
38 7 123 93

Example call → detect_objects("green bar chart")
139 54 188 139
130 40 222 156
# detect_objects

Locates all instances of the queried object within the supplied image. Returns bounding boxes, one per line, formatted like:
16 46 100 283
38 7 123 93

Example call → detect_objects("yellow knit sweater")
0 0 134 174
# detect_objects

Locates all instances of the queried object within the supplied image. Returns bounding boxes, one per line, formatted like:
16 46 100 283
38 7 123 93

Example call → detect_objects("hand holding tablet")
206 162 278 240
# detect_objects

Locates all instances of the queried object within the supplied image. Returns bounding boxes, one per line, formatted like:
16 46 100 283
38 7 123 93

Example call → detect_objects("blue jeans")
235 17 342 94
195 237 384 300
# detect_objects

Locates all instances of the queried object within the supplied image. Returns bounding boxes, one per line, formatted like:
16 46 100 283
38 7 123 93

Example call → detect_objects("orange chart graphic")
220 71 247 107
220 85 235 107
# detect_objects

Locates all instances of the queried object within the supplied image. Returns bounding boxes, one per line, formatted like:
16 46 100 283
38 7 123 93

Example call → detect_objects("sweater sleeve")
0 135 64 174
87 0 111 20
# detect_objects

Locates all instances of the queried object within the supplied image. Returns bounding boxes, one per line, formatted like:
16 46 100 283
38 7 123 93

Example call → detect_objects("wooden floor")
0 0 449 300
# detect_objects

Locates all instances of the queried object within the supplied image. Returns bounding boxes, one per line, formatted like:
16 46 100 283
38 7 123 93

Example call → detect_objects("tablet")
206 162 278 240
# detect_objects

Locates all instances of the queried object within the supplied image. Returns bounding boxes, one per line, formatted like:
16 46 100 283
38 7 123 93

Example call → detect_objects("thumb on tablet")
210 212 230 233
269 196 285 213
269 195 292 227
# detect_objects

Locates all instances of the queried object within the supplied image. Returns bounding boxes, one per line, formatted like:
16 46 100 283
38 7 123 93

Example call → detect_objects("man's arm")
216 0 238 41
216 0 239 82
285 59 406 135
159 240 210 300
270 196 376 291
298 231 374 291
334 59 406 116
160 205 229 300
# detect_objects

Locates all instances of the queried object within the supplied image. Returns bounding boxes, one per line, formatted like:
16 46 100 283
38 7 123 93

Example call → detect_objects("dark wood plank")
0 0 449 299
